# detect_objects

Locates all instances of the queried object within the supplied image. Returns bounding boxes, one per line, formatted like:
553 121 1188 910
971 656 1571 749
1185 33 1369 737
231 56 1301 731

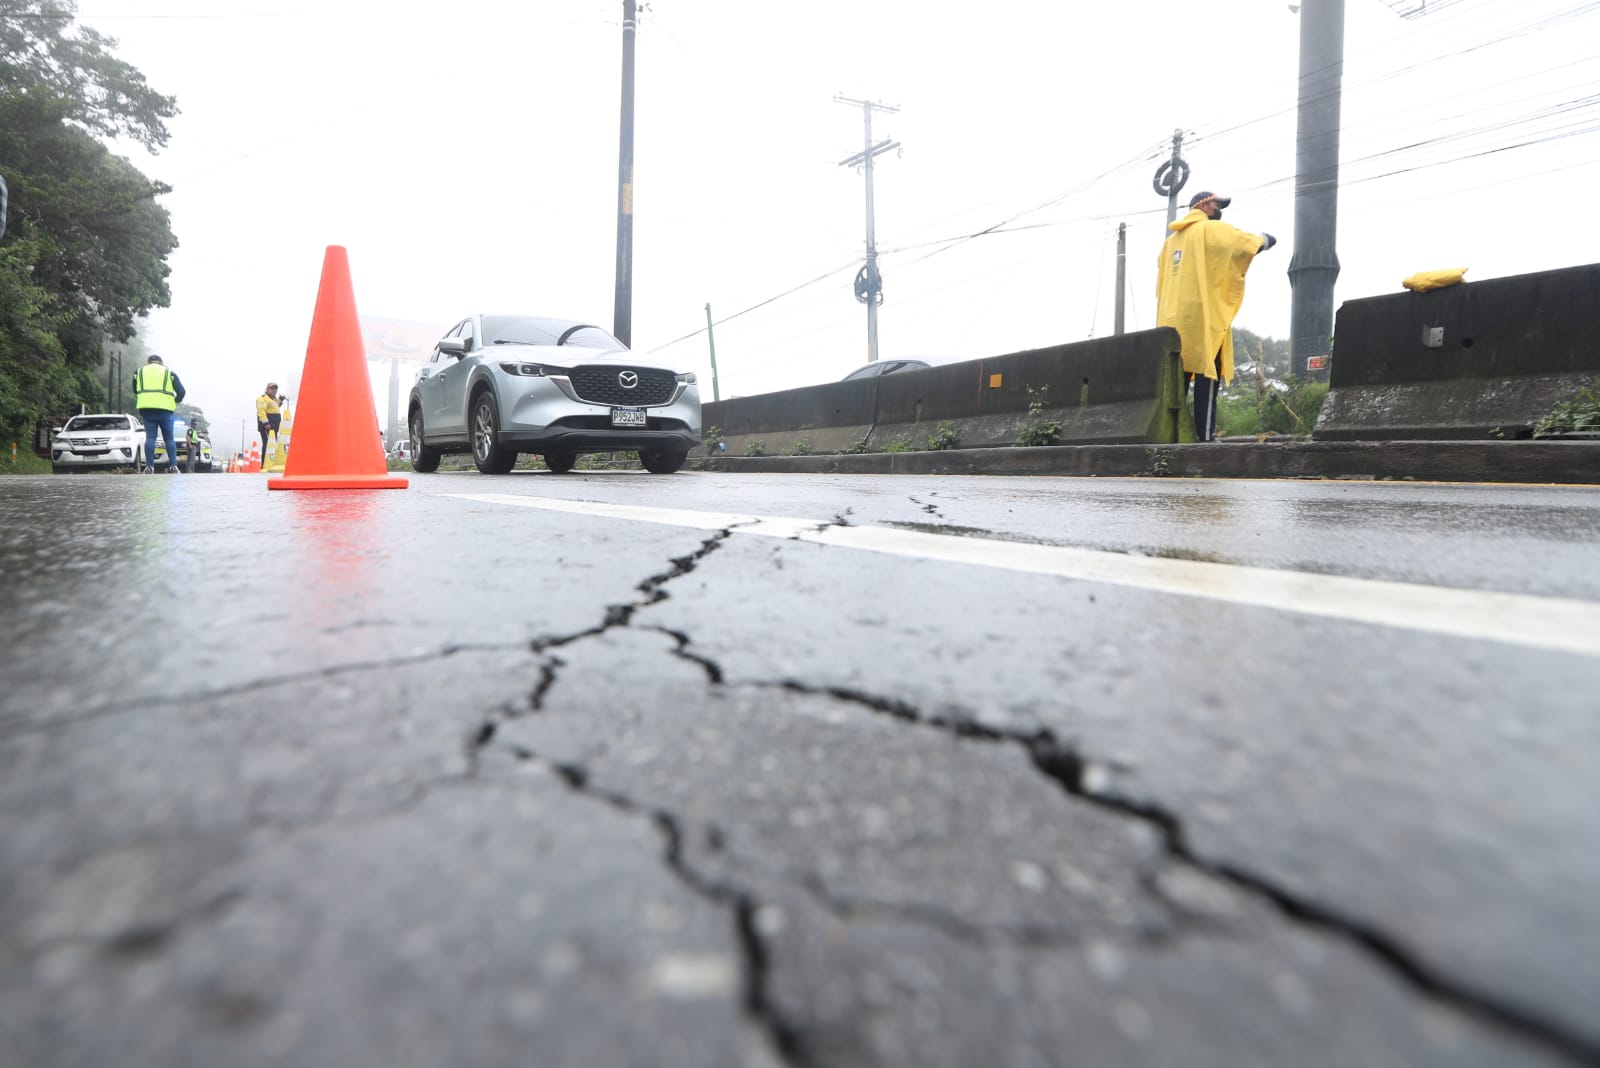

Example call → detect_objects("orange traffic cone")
246 440 261 472
269 247 407 491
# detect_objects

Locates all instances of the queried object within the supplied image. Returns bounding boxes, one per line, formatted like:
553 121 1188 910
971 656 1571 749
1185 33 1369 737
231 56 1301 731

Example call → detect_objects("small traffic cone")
269 247 407 491
262 401 293 473
246 440 261 472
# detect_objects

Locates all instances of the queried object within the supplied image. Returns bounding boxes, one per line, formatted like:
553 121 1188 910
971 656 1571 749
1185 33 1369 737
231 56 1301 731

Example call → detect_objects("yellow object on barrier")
1402 268 1468 292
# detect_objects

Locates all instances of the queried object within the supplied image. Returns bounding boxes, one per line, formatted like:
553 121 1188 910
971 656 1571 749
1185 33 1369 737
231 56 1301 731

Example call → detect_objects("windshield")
481 316 624 351
64 416 131 432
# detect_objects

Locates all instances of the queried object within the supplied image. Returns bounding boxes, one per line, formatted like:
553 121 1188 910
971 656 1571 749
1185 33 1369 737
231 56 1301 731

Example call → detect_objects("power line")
643 257 861 354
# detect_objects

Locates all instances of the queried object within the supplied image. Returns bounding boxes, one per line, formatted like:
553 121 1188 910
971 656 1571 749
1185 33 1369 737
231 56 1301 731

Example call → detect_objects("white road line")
451 492 1600 658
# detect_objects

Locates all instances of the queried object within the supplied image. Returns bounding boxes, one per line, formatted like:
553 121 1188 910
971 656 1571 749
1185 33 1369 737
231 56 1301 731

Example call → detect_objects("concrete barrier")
1316 262 1600 440
702 378 879 457
702 328 1194 456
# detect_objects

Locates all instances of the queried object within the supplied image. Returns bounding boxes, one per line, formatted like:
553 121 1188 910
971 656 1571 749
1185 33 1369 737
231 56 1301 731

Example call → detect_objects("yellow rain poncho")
1156 210 1266 382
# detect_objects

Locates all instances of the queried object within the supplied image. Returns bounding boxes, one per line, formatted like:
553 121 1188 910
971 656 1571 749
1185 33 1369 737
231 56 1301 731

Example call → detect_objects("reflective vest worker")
133 354 187 473
256 382 289 463
1155 191 1276 442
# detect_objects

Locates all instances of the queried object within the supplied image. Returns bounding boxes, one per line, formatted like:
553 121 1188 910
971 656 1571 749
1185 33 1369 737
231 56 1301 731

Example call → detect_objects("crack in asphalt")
460 526 812 1063
506 748 810 1067
766 678 1600 1066
461 523 1594 1065
24 886 249 964
2 641 527 740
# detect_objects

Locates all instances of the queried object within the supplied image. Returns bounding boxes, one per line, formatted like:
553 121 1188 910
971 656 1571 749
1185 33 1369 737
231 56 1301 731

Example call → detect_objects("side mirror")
437 337 468 358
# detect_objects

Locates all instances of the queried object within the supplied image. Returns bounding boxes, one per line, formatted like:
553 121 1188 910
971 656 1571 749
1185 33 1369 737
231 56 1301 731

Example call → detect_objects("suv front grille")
569 365 677 407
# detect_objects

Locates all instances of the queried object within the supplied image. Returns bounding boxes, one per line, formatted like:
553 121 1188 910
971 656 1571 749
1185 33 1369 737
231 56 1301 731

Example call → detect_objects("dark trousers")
259 415 280 460
1186 351 1224 441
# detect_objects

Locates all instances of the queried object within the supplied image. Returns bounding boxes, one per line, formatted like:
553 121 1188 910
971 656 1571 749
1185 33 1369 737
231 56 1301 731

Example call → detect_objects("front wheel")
409 409 441 473
639 447 687 474
542 449 576 474
471 392 517 474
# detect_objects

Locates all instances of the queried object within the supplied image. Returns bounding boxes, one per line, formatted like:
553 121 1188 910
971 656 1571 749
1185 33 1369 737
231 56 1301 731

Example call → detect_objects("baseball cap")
1188 191 1232 209
146 354 163 363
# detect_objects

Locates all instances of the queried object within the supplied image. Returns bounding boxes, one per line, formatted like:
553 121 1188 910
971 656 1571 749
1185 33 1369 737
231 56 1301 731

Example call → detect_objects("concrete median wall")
702 328 1194 456
1316 262 1600 440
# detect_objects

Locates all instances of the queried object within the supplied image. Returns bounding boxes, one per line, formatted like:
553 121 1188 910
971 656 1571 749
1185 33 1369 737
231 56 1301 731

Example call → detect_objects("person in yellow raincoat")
1156 192 1277 441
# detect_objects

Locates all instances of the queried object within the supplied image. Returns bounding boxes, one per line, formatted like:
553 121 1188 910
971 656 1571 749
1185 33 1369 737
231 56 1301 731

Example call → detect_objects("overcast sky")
75 0 1600 453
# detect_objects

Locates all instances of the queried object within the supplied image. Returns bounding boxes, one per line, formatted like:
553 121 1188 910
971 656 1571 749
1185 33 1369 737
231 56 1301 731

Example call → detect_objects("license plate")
611 407 647 428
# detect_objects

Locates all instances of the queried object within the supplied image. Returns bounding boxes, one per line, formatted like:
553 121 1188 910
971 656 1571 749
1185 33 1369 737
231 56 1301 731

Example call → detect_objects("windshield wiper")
492 338 550 346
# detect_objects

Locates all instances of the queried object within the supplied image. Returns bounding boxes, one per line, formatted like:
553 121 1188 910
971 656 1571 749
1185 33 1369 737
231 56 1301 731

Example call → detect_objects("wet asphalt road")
2 469 1598 1067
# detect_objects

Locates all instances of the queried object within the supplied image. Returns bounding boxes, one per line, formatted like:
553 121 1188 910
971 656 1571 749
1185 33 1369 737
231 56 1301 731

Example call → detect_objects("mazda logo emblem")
618 371 639 389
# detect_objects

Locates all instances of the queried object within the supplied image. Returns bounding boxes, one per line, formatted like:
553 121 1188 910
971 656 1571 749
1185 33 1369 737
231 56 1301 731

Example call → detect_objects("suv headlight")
500 362 570 377
676 372 697 384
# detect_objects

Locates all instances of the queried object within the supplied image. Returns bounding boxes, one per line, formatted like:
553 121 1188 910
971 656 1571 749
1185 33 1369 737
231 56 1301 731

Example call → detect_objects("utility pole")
1153 128 1189 230
1288 0 1344 380
612 0 638 347
704 303 721 402
1114 223 1127 336
836 95 899 363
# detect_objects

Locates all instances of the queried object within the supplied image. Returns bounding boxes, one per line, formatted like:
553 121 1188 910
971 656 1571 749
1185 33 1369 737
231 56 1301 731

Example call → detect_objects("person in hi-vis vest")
133 354 187 473
255 382 289 463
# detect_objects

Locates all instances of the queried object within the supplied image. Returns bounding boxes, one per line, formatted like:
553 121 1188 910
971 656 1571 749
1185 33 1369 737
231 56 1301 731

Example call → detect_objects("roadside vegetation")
1215 328 1328 438
0 449 50 476
1 2 179 452
1533 378 1600 437
1015 385 1062 447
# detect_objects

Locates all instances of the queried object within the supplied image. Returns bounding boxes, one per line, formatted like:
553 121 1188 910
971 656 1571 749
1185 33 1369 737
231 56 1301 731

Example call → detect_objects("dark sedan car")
840 357 951 381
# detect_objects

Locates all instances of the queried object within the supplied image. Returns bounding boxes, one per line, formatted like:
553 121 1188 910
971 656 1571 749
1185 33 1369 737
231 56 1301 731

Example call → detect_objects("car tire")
543 449 576 474
409 409 441 473
639 448 687 474
471 391 517 475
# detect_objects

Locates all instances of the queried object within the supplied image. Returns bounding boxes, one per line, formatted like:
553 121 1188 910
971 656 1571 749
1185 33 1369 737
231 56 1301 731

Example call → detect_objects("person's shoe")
143 466 156 474
165 466 180 474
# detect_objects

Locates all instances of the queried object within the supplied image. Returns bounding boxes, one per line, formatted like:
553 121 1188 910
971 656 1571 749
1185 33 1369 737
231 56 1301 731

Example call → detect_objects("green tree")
0 0 178 444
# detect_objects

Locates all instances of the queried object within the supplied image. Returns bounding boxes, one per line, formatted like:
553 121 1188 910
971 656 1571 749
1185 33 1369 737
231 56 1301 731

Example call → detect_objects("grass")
0 451 53 475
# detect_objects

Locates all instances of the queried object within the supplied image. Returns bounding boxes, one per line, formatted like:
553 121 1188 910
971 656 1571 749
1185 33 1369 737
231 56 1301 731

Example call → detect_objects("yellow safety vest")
135 364 178 411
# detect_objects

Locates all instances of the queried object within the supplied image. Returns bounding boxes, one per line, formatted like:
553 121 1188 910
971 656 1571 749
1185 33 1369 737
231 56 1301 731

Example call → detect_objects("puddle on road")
881 521 1055 546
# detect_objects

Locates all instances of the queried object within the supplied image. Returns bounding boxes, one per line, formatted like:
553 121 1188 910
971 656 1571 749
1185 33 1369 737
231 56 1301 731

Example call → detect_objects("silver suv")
407 315 701 474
